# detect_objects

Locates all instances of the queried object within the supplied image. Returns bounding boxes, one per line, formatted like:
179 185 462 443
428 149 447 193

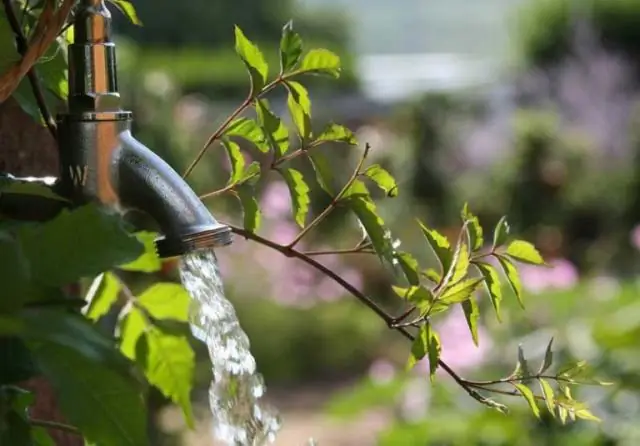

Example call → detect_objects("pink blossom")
265 221 299 245
631 224 640 250
520 258 579 294
368 359 396 384
260 181 291 219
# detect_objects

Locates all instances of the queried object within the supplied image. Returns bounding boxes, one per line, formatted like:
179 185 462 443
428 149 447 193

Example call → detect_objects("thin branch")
302 247 375 257
2 0 57 137
29 418 81 435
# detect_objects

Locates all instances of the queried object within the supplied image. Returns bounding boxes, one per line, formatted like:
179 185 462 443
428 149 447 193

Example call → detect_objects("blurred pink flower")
519 258 579 294
266 220 299 245
368 359 396 384
631 224 640 250
260 181 291 219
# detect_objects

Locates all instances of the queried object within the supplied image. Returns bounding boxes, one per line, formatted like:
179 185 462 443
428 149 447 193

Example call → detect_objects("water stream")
179 249 281 445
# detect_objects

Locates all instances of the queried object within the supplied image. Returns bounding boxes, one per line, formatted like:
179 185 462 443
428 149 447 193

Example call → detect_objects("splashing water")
179 249 281 445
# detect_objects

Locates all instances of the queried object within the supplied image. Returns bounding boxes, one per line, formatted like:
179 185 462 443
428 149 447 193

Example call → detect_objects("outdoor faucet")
51 0 233 257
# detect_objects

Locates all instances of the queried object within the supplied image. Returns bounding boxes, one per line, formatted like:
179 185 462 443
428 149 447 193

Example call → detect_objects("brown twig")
29 418 81 435
2 0 57 136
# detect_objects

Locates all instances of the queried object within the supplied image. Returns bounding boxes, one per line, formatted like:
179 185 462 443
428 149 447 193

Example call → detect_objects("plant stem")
302 247 375 257
30 418 81 435
2 0 57 137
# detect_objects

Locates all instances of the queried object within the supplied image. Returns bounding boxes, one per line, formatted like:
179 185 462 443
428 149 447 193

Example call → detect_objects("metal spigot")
54 0 232 257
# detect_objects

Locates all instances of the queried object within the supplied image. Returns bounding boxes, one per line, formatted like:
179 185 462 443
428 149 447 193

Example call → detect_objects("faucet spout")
55 0 232 258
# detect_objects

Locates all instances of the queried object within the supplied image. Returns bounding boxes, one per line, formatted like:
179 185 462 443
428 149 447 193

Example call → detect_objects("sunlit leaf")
492 216 510 249
418 221 453 275
513 383 540 419
239 161 262 186
107 0 142 25
342 179 369 199
234 26 268 95
406 324 440 381
309 151 334 195
84 272 121 322
558 406 569 424
119 231 162 273
497 255 524 308
224 117 268 152
439 278 484 305
0 179 69 202
394 251 420 285
363 164 398 197
223 139 245 185
391 285 433 305
256 99 289 156
347 195 395 265
539 379 556 415
448 241 469 286
278 168 310 227
473 391 509 414
236 185 261 233
538 338 554 374
461 296 480 346
474 261 503 322
505 240 545 265
513 344 532 379
422 268 441 284
286 80 312 142
137 282 190 322
297 49 341 78
461 203 483 251
315 123 357 145
279 21 303 73
575 408 601 422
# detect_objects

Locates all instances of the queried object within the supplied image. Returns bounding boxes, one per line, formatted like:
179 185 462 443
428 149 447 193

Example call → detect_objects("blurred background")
110 0 640 444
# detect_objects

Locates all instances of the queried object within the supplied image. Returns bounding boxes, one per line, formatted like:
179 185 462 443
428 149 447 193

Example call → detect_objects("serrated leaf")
224 118 268 152
279 21 303 73
462 296 480 346
575 408 601 422
119 231 162 273
286 81 312 142
309 151 334 195
538 338 554 374
461 204 483 251
84 272 121 322
422 268 441 284
418 222 453 275
16 204 143 287
474 261 503 322
236 185 261 233
223 139 245 185
448 241 469 285
278 168 310 227
406 323 441 381
239 161 261 186
297 49 341 78
505 240 545 265
234 26 268 95
394 251 420 285
391 285 433 305
497 255 524 308
363 164 398 197
107 0 142 25
493 216 510 249
513 344 532 379
539 379 556 415
513 383 540 418
132 316 195 428
256 99 289 156
347 195 395 265
439 278 484 305
342 179 369 199
137 282 191 322
29 342 147 446
315 122 357 145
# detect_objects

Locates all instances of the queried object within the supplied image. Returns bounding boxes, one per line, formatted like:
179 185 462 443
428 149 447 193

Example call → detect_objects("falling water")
179 249 281 445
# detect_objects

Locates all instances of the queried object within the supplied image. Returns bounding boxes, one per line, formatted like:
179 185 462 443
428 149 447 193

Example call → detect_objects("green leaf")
0 338 38 385
418 221 453 275
575 408 601 422
474 392 510 415
407 324 440 382
224 118 268 152
461 296 480 346
234 26 268 95
539 379 556 415
342 179 370 199
497 255 524 308
16 205 143 287
391 285 433 306
278 168 310 227
448 241 469 286
513 383 540 418
297 49 341 78
239 161 262 185
538 338 554 374
0 179 69 202
422 268 441 284
461 204 483 251
256 99 289 156
84 272 121 322
0 409 31 445
236 185 261 233
286 80 312 142
394 251 420 286
505 240 545 265
29 342 147 446
513 344 532 379
492 216 510 249
119 231 162 273
279 21 303 73
315 123 357 145
31 427 56 446
107 0 142 25
439 278 484 305
223 139 246 185
558 406 569 424
0 232 35 311
363 164 398 197
137 282 191 322
474 261 503 322
309 151 334 195
347 195 395 265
